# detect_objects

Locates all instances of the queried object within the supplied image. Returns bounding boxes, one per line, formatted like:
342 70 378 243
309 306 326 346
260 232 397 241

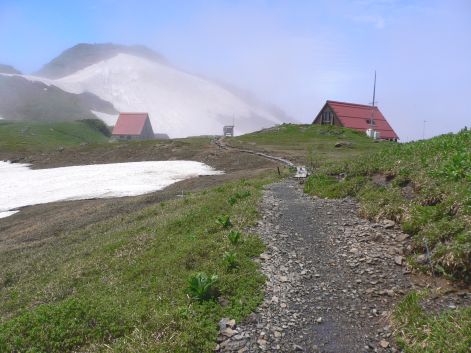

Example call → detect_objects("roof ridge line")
327 100 378 109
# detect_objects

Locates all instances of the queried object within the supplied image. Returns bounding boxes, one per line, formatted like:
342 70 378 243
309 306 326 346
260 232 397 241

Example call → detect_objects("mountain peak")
35 43 166 79
0 64 21 75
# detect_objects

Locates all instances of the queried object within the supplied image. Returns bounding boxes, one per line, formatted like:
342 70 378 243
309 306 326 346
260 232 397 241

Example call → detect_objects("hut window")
366 119 376 126
322 111 332 124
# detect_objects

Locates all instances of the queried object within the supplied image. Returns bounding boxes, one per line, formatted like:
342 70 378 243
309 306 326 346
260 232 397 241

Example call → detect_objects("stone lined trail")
217 179 415 353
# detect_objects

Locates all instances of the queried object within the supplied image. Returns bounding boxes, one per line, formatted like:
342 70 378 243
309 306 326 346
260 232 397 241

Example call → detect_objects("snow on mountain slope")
45 53 287 137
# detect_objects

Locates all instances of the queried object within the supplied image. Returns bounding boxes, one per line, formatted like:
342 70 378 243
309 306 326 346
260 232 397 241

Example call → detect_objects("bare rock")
394 256 404 266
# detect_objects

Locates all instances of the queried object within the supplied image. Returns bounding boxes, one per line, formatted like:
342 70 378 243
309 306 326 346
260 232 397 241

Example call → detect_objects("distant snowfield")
0 160 222 219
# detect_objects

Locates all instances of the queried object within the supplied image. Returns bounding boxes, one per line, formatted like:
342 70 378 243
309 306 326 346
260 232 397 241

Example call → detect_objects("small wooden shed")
223 125 234 137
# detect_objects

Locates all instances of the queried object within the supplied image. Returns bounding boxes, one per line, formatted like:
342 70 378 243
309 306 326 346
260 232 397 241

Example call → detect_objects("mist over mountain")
1 43 293 136
0 64 21 75
0 75 117 121
35 43 167 79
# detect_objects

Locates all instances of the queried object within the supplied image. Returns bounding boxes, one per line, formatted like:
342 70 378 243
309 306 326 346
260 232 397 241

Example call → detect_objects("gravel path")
217 179 416 353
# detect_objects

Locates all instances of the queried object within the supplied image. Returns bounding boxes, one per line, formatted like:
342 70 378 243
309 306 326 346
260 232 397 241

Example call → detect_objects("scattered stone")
394 256 403 266
383 220 395 229
279 275 289 282
260 253 271 261
221 328 236 338
396 233 410 242
416 254 428 264
379 339 390 348
217 180 418 352
219 318 230 331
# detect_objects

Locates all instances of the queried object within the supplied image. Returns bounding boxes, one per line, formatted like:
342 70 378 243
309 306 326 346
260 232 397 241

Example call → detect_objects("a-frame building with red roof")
313 100 399 141
112 112 155 140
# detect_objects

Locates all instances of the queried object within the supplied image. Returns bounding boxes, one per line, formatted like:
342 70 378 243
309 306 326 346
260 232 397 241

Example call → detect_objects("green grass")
393 291 471 353
305 128 471 282
0 174 279 352
0 119 110 151
228 123 389 165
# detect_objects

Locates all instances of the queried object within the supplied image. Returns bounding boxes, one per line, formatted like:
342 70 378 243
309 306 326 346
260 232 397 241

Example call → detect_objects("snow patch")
0 210 19 218
0 160 222 219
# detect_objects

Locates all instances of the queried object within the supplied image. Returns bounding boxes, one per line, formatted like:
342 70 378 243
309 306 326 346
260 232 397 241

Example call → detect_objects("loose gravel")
216 179 424 353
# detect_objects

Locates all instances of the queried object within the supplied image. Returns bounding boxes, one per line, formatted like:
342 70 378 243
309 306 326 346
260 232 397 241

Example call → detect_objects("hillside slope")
305 128 471 281
0 119 110 152
227 124 388 165
0 64 21 75
0 75 117 122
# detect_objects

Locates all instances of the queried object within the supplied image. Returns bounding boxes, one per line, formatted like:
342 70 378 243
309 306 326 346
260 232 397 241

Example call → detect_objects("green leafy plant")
227 196 238 206
187 233 197 241
228 190 252 205
186 272 218 302
223 251 239 270
176 306 193 319
216 215 232 228
227 230 241 246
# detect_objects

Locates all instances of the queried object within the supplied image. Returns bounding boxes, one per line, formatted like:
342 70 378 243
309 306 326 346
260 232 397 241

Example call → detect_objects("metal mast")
370 70 377 129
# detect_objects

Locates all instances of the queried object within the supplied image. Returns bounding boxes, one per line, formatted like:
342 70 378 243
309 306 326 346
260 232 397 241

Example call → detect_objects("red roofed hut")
112 113 155 140
313 100 399 141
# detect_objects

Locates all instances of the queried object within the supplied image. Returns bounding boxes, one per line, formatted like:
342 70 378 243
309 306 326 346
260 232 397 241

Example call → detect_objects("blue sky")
1 0 470 140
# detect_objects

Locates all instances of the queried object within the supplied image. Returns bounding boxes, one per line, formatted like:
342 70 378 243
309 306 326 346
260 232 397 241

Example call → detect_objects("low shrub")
186 272 219 302
393 291 471 353
228 190 252 205
304 129 471 281
0 298 130 352
223 251 239 270
304 174 366 199
216 215 232 229
227 230 241 246
358 185 405 222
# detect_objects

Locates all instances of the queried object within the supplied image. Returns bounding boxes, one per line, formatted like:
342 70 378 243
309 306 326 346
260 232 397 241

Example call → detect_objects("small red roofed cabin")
313 101 399 141
112 113 155 140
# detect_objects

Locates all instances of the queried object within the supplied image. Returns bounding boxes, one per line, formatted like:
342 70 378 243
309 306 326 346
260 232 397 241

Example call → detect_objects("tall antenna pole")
372 70 376 107
422 120 427 140
370 70 377 129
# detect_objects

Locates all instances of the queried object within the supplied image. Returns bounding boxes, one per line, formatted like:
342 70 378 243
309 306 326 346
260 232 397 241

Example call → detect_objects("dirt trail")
214 137 296 168
218 179 417 353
